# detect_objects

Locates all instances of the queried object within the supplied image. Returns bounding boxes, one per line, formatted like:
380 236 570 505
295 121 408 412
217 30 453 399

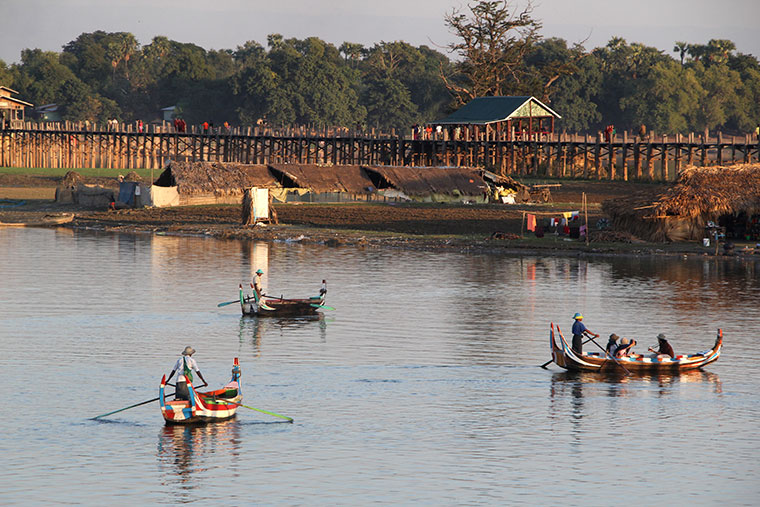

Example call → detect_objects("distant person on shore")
571 313 598 355
648 333 675 358
166 346 207 400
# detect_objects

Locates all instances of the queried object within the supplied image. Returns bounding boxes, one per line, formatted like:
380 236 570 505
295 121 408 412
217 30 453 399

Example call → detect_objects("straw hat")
619 337 631 346
609 334 619 341
657 333 667 341
182 346 196 356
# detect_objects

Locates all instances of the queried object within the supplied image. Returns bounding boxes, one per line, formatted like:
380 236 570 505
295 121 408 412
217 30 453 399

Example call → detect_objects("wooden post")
594 133 601 179
583 134 589 179
608 133 616 180
661 135 668 181
646 139 654 180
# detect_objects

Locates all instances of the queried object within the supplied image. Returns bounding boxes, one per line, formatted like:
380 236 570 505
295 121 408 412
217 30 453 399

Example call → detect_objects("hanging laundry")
579 225 587 237
527 214 536 232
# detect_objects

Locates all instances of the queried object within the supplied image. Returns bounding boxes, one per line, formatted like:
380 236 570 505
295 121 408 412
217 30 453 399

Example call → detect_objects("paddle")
217 300 238 307
91 393 175 420
205 398 293 423
310 304 335 310
587 335 631 375
541 335 596 368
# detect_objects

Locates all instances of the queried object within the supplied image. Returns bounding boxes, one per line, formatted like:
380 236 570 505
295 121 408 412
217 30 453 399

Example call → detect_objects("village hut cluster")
603 164 760 243
149 161 545 206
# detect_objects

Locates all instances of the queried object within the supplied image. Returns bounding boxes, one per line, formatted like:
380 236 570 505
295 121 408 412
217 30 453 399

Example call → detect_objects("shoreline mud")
0 178 756 259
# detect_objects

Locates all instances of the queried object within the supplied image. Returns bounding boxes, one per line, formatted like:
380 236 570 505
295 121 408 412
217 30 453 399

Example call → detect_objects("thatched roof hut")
154 161 281 205
364 165 487 201
268 164 374 194
603 164 760 242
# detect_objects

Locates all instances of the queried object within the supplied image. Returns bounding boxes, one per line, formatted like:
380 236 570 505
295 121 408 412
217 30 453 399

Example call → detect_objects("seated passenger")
615 337 637 358
648 333 675 358
606 334 619 356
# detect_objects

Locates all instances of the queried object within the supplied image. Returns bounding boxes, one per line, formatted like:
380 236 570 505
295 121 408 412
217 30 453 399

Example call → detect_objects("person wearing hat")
614 337 637 358
648 333 675 358
606 334 620 356
252 269 264 301
571 313 599 355
166 346 207 400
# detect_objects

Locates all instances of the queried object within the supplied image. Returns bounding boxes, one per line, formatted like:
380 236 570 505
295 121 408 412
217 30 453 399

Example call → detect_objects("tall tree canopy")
1 24 757 135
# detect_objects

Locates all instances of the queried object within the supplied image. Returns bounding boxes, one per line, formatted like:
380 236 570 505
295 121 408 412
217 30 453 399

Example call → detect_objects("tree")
673 41 688 67
443 0 542 104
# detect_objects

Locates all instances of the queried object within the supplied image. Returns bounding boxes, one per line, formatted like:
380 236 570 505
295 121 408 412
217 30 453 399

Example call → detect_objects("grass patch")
0 167 155 180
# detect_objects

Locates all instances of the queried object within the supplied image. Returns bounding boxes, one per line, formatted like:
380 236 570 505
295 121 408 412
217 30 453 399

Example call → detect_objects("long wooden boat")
159 358 242 424
0 212 74 227
239 281 327 317
549 323 722 373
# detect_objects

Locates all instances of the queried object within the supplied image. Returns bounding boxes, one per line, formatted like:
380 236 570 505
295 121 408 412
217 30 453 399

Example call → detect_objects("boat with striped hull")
549 323 722 373
159 358 242 424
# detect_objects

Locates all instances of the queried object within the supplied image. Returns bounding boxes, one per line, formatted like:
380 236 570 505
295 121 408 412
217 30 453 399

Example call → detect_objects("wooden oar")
91 393 175 420
541 335 596 368
211 399 293 422
587 336 631 375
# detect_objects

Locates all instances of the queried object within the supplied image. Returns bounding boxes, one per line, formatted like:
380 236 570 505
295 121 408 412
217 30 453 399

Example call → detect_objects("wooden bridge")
1 122 758 181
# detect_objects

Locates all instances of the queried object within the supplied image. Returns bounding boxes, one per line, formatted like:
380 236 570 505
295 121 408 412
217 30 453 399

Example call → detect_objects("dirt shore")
0 174 743 257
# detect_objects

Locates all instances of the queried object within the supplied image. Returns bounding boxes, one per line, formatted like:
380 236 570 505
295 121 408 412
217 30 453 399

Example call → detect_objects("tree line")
0 1 757 135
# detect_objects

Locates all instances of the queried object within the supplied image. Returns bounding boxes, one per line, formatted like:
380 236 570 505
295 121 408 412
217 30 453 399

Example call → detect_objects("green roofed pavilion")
434 96 561 141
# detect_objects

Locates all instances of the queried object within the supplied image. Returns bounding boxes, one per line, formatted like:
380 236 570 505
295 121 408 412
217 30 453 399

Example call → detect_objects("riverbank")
0 174 755 258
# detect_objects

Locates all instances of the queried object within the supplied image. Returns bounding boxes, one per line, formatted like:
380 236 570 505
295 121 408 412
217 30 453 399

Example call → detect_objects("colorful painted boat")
159 358 242 424
549 323 722 373
239 281 327 317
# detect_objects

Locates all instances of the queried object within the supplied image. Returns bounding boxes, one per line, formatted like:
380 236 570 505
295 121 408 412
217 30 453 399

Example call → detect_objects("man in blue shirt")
571 313 598 355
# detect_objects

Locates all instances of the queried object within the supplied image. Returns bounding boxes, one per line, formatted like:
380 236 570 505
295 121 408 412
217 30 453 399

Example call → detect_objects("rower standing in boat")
252 269 264 301
571 313 599 355
166 346 207 400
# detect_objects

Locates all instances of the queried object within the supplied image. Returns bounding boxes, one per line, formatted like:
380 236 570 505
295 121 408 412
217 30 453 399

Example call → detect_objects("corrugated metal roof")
435 96 560 125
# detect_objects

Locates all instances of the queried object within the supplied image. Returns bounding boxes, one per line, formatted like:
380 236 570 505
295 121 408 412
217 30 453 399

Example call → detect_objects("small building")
0 86 33 128
35 104 61 122
434 96 561 140
603 164 760 242
161 106 177 122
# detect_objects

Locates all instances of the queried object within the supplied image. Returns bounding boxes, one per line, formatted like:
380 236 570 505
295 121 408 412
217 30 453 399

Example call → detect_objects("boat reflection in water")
238 314 327 355
156 419 241 495
550 369 723 399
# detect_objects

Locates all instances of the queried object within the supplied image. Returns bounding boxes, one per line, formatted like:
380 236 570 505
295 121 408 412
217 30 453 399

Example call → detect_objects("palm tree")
673 41 688 67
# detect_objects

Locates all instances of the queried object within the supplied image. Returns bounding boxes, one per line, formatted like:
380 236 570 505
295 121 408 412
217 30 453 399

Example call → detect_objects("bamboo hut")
603 164 760 242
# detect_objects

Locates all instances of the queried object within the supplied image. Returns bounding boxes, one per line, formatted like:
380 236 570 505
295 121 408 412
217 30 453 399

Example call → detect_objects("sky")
1 0 759 64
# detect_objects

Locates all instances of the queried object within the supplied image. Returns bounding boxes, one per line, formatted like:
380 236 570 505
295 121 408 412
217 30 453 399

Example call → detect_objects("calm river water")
1 228 758 505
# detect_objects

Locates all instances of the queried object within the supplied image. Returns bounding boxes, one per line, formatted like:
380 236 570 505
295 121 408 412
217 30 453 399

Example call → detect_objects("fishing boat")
159 358 242 424
239 280 327 317
549 323 722 373
0 212 74 227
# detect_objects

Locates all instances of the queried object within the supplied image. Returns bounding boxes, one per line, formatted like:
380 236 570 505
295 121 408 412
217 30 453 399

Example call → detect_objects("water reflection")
237 314 328 355
156 420 242 497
